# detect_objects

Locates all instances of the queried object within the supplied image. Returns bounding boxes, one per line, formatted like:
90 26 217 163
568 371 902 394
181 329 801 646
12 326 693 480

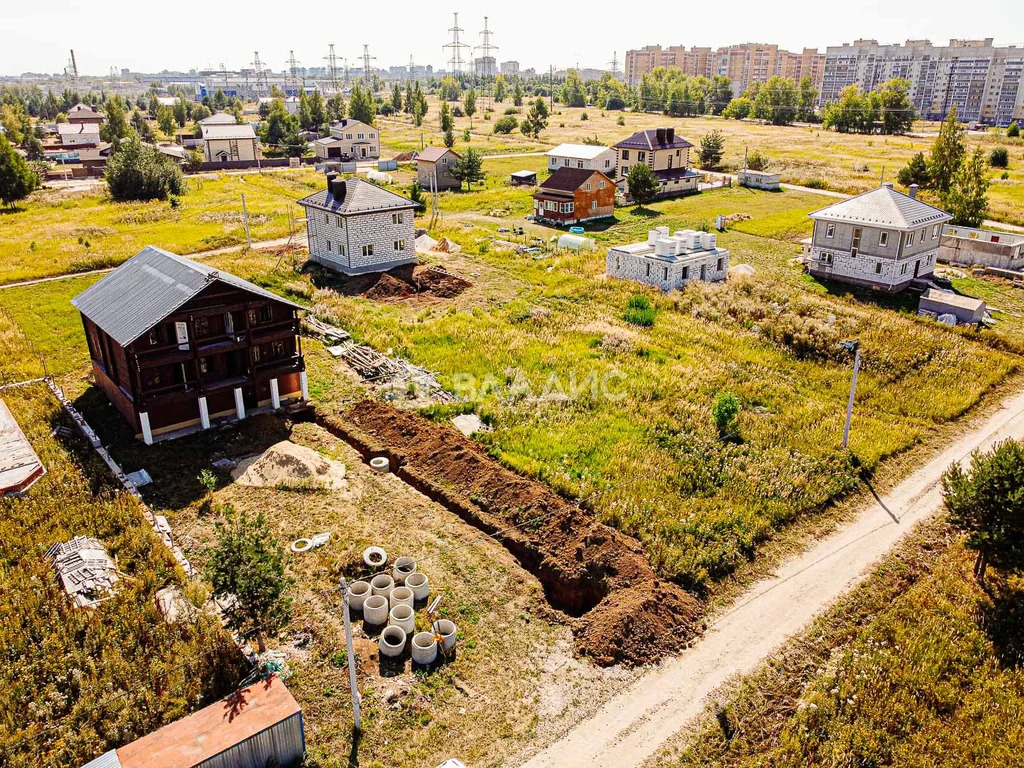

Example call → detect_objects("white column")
139 412 153 445
270 378 281 410
234 387 246 420
198 396 211 430
300 371 309 401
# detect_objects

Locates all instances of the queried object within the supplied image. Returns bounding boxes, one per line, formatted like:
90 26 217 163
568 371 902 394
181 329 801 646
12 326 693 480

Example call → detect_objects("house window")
337 217 343 229
933 224 940 238
663 266 668 280
879 231 888 247
851 227 862 258
441 157 449 165
825 223 835 239
577 160 585 168
901 262 909 275
992 235 1000 244
357 133 365 139
147 328 161 346
564 158 570 166
338 243 345 256
908 231 915 246
194 316 210 337
615 255 620 269
875 262 883 274
599 180 606 189
198 358 208 374
821 252 834 265
585 182 592 191
394 240 405 251
370 133 376 139
326 238 331 251
682 265 689 279
362 244 374 257
271 340 286 358
638 151 646 162
645 263 651 277
604 159 611 167
324 212 329 223
346 133 353 139
392 213 404 224
591 200 597 210
621 150 630 160
252 345 261 363
247 305 273 325
717 257 724 271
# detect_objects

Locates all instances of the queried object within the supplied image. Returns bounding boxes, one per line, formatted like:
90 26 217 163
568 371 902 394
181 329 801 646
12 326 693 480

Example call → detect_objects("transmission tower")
251 51 267 95
287 50 302 92
475 17 498 107
443 12 470 76
608 51 621 77
409 54 416 82
325 44 339 90
361 45 377 87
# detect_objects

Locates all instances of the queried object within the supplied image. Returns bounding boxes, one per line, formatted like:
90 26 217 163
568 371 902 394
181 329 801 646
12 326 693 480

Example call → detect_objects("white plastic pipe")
434 619 457 653
388 603 415 635
411 631 438 665
405 572 429 602
300 371 310 401
393 556 416 585
370 574 394 597
347 580 371 610
379 626 407 658
389 586 414 610
362 595 389 625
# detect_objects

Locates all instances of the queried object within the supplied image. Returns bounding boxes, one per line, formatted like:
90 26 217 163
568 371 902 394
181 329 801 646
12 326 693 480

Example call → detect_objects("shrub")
624 295 657 327
990 147 1009 168
504 106 519 116
745 149 771 171
712 391 741 436
105 136 185 202
616 115 625 126
1008 121 1020 138
493 116 518 134
452 105 464 117
581 112 589 121
801 178 828 190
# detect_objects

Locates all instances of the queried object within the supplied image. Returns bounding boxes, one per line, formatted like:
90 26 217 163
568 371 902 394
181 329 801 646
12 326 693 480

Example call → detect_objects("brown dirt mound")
321 400 703 666
363 273 414 300
414 267 472 298
232 440 347 490
360 267 471 302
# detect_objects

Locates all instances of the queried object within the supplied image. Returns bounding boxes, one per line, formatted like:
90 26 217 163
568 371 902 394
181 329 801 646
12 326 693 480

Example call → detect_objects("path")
0 236 299 291
519 386 1024 768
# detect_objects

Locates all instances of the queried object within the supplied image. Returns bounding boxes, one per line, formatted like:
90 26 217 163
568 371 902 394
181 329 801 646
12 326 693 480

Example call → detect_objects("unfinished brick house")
72 246 307 444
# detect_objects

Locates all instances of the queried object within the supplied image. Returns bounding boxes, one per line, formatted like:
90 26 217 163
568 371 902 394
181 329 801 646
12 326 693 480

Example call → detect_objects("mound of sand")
232 441 347 490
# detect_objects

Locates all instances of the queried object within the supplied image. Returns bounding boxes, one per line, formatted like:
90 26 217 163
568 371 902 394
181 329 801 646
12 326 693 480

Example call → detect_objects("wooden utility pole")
841 340 861 449
340 578 362 732
241 194 252 248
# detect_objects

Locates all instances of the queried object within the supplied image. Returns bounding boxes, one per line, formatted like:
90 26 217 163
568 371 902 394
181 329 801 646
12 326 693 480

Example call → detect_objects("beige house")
314 119 379 160
614 128 700 199
416 147 461 191
200 122 261 163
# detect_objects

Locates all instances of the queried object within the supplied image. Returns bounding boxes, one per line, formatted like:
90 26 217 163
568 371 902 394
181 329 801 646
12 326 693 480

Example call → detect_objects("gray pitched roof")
296 177 416 215
809 186 952 229
71 246 303 347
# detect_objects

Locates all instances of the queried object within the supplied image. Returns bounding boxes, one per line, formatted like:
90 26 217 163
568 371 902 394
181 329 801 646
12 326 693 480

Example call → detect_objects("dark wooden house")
72 246 307 444
532 167 616 226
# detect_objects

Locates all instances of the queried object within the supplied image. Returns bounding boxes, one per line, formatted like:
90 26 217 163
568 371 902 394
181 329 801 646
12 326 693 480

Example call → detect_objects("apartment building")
820 38 1024 124
624 43 824 94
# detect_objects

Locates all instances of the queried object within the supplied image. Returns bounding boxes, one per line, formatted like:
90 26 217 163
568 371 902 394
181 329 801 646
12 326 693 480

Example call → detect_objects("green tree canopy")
348 84 375 126
101 97 130 143
463 87 477 127
698 129 725 169
561 69 587 108
494 74 508 103
897 151 931 188
626 162 659 206
929 107 966 196
0 134 38 208
944 148 989 226
796 77 819 122
105 135 185 201
752 76 797 125
449 147 485 190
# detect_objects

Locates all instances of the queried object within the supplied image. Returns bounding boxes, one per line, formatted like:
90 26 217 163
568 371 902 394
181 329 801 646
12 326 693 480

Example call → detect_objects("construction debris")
48 535 119 608
303 316 351 345
0 398 45 496
334 341 458 403
434 237 462 253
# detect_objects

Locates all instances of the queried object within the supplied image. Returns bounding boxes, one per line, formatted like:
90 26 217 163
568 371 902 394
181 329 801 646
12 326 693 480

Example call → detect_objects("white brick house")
297 174 417 275
607 227 730 291
806 184 952 292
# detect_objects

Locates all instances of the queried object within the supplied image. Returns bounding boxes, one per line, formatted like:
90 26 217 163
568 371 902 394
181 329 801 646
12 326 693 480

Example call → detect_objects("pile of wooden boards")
333 341 457 403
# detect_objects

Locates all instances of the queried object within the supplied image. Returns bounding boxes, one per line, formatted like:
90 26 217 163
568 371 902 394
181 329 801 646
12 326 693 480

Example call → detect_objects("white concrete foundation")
270 378 281 409
300 371 309 401
233 387 246 420
198 396 211 429
139 412 153 445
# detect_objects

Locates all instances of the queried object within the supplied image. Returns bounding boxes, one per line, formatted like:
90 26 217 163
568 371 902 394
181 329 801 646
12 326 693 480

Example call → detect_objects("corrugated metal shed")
70 246 303 347
0 399 45 496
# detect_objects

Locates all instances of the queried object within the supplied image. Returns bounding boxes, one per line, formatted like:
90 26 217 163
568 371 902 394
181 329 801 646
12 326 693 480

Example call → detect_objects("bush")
624 295 657 327
581 112 588 121
801 178 828 190
616 115 625 126
493 116 518 134
1008 121 1020 138
452 105 464 117
105 136 186 202
712 391 741 436
745 149 771 171
990 147 1010 168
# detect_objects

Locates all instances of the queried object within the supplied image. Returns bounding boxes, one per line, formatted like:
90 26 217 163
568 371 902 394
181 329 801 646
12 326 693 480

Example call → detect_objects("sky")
3 0 1024 77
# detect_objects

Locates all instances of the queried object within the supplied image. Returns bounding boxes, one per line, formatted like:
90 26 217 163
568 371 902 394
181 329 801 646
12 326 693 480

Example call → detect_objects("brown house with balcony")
71 246 307 444
532 167 616 226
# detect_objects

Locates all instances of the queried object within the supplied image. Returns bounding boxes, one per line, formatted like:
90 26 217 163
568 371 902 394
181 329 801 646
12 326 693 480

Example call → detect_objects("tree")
0 135 38 208
929 106 966 197
1008 121 1020 138
823 85 873 134
597 75 629 111
156 106 175 136
942 439 1024 583
173 95 188 127
391 82 403 113
493 115 518 134
944 148 989 227
307 90 327 133
205 508 291 653
348 84 375 126
712 391 741 437
796 77 819 122
494 74 508 103
105 135 185 201
463 87 477 128
260 99 301 151
626 162 659 206
439 76 461 102
449 147 485 190
990 147 1010 168
752 76 797 125
722 97 752 120
440 101 454 133
520 98 549 139
561 69 587 108
897 151 931 188
698 129 725 169
709 76 733 115
443 126 455 149
745 149 770 171
101 97 130 143
513 81 524 107
874 78 915 134
326 93 346 122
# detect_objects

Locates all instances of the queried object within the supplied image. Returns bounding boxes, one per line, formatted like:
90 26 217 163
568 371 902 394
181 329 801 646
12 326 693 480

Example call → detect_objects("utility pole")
241 194 252 249
841 340 861 450
443 12 470 77
287 50 302 93
252 51 266 96
549 65 554 112
339 578 362 732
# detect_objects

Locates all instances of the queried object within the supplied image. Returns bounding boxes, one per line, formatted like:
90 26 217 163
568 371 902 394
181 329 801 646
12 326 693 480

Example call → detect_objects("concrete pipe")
393 556 417 585
370 573 395 597
362 546 388 568
347 580 371 610
379 625 407 658
363 595 389 625
434 619 457 653
390 586 414 610
388 603 415 635
411 631 438 665
369 456 390 473
405 572 429 602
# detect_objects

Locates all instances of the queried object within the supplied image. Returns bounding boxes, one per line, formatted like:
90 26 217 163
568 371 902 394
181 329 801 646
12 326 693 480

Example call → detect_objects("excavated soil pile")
323 400 702 666
360 267 472 302
232 440 348 490
363 273 414 300
413 267 472 298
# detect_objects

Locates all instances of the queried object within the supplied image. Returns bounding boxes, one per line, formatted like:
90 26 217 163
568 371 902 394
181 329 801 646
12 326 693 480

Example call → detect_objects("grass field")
661 521 1024 768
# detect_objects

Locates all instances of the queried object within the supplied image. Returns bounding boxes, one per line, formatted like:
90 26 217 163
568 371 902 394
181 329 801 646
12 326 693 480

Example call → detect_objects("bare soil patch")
231 439 349 491
306 262 472 302
322 400 703 666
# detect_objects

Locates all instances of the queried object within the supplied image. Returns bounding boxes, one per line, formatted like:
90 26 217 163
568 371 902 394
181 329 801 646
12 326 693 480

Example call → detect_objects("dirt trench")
319 400 702 666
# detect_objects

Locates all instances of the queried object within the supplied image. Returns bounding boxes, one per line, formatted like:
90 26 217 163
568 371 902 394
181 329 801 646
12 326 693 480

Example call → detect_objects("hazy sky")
3 0 1023 76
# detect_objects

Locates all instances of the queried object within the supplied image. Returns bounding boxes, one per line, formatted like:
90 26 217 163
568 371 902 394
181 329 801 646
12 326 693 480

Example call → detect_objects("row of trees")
822 79 915 134
720 76 819 125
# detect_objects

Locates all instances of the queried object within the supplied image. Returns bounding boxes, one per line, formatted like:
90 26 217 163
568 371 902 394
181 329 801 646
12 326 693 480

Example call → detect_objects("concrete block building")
738 169 781 190
297 174 417 274
939 225 1024 270
805 183 951 292
607 227 730 291
546 143 617 174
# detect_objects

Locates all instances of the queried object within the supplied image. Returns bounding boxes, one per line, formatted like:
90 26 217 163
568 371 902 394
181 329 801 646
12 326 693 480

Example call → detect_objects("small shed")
510 170 537 186
738 169 781 191
918 288 986 325
556 233 595 251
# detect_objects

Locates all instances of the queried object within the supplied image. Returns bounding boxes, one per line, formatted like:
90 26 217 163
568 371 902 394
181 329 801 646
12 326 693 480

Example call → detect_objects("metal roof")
296 177 417 215
200 123 257 140
416 147 459 163
613 129 693 151
546 143 612 160
198 112 238 125
809 186 952 229
538 166 612 193
81 750 123 768
0 399 45 496
71 246 303 347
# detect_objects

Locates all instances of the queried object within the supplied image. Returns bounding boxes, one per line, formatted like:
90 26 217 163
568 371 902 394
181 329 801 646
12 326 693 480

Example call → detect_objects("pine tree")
698 130 725 170
944 148 989 227
392 82 403 113
449 147 485 190
897 151 931 188
348 84 376 126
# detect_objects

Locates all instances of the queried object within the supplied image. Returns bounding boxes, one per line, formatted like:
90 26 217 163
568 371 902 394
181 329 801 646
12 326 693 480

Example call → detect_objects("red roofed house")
80 675 304 768
532 167 616 226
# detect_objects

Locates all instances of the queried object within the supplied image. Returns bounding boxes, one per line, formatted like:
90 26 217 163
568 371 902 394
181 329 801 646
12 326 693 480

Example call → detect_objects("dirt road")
518 387 1024 768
